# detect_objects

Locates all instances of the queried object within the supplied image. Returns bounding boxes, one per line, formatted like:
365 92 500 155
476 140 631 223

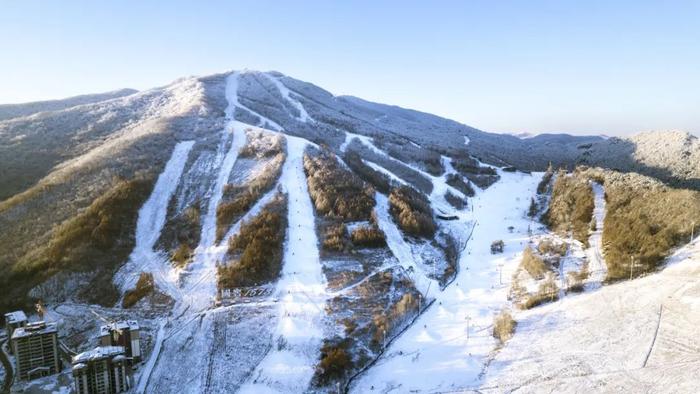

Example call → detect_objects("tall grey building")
11 321 61 380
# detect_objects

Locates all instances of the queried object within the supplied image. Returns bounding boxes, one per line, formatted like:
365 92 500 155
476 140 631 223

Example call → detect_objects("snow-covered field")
352 170 541 393
137 72 251 393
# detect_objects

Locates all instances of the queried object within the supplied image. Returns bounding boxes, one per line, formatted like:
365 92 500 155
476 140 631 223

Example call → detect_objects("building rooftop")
72 346 125 364
4 310 28 325
99 320 139 336
11 321 57 339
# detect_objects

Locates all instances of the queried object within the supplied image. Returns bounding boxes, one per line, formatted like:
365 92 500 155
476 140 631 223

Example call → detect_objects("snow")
265 74 312 123
481 237 700 393
351 170 541 393
228 71 282 131
585 181 607 287
339 131 360 153
183 119 247 310
428 156 469 216
345 132 467 209
239 135 327 393
135 320 164 393
113 140 195 297
137 70 326 392
464 135 471 146
136 72 248 393
218 186 278 246
374 192 437 296
340 131 387 157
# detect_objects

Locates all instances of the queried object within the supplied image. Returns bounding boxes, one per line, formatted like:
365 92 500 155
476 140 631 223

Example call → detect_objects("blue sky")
1 1 699 136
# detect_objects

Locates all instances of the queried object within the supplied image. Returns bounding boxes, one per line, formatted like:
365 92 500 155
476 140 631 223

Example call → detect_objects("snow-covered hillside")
3 69 700 394
352 170 540 393
482 237 700 393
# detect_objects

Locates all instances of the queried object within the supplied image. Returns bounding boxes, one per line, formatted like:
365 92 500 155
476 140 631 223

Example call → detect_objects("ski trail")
428 155 470 218
114 140 195 297
239 135 327 394
343 131 467 207
228 71 283 131
265 74 312 122
136 320 166 394
340 131 385 155
183 126 247 311
374 192 437 296
585 182 607 287
364 159 407 186
352 171 540 393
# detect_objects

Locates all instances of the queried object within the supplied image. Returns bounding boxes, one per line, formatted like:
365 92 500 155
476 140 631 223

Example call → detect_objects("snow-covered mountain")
1 70 699 393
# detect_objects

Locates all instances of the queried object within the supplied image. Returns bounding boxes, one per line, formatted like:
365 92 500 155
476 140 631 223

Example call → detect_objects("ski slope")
229 71 282 131
364 159 407 186
137 72 249 393
482 237 700 393
266 74 312 123
239 135 327 393
183 120 247 311
374 192 437 296
114 140 195 297
352 170 541 393
585 181 608 287
342 131 467 214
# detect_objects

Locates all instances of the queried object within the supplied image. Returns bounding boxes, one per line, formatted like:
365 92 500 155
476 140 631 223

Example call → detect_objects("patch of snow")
349 134 467 208
344 220 371 234
218 186 279 247
183 120 247 310
136 320 165 394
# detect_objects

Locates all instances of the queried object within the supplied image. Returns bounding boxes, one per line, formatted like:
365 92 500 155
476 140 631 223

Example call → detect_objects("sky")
1 1 699 136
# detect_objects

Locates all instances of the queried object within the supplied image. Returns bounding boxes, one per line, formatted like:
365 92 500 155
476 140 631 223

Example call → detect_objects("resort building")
11 321 61 380
72 346 130 394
